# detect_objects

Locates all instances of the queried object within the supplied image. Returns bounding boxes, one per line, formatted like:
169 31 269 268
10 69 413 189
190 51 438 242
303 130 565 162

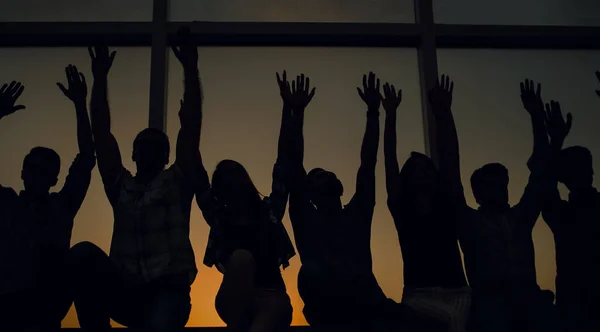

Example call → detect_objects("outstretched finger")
13 105 26 111
12 84 24 100
357 87 365 101
57 82 68 95
362 74 367 91
171 46 181 60
536 83 541 97
276 72 282 85
520 82 525 95
308 87 316 102
596 70 600 81
305 77 311 93
88 46 95 59
291 80 296 94
109 51 117 64
383 83 389 97
376 78 380 92
0 83 7 94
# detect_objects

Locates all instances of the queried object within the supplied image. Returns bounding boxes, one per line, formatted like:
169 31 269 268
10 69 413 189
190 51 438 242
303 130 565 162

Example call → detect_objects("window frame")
1 0 598 165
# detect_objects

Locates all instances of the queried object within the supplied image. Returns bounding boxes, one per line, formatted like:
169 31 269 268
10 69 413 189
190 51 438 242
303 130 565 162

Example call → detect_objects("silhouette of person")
0 68 96 332
68 27 201 332
447 78 557 332
542 79 599 332
192 72 297 332
384 76 470 332
286 72 418 332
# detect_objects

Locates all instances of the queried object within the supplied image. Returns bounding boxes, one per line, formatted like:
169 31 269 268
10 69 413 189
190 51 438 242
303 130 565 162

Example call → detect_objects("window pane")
0 47 151 328
0 0 152 21
167 47 423 326
170 0 414 23
434 0 600 26
437 49 600 293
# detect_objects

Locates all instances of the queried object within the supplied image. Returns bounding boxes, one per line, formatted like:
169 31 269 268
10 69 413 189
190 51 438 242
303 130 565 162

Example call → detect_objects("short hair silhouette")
558 146 593 184
23 146 61 178
470 163 509 203
133 128 170 157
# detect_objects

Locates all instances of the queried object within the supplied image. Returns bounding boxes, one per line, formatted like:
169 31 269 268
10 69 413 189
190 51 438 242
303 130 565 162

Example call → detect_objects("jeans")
402 286 472 332
69 241 192 332
470 286 557 332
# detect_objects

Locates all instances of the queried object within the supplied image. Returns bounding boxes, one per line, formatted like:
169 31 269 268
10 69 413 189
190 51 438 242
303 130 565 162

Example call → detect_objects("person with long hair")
194 72 296 332
383 78 470 332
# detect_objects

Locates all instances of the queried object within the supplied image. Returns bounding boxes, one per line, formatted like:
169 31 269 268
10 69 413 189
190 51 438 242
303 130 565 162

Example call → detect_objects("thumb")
13 105 26 111
57 82 68 95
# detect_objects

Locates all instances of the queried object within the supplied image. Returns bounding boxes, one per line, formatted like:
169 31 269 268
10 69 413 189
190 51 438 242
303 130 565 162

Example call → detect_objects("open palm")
0 81 25 118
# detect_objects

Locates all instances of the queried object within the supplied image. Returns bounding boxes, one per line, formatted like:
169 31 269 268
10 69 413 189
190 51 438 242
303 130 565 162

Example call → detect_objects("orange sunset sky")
0 0 599 329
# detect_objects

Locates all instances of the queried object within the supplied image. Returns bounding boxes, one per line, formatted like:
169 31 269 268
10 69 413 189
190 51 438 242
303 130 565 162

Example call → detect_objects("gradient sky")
0 0 599 329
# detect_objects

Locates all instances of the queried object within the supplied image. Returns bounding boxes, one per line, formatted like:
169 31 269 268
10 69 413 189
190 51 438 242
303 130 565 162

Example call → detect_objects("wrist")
183 65 199 75
367 109 380 117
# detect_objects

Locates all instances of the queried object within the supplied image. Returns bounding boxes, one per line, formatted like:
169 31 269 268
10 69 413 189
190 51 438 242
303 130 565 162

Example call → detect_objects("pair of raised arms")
275 71 405 113
0 66 87 120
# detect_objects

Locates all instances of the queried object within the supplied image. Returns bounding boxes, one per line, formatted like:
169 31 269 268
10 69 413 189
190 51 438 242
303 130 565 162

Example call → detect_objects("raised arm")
172 27 203 182
429 75 465 206
353 72 381 204
595 71 600 99
541 100 573 231
0 81 26 191
88 45 123 187
56 65 96 217
381 83 402 210
515 80 552 228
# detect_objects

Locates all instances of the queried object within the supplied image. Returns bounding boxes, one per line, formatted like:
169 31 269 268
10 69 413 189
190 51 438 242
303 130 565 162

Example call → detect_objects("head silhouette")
471 163 509 209
21 147 60 195
132 128 170 175
558 146 594 192
306 168 344 210
400 152 438 193
211 160 262 215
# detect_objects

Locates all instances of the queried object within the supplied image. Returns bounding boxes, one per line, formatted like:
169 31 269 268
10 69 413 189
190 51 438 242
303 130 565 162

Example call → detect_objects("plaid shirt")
106 164 197 285
458 168 548 291
196 162 296 272
0 153 94 295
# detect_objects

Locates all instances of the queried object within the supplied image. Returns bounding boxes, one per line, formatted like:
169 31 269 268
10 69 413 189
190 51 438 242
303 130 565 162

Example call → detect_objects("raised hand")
596 71 600 98
545 100 572 148
357 72 382 111
290 73 316 112
429 74 454 113
276 70 292 106
0 81 25 119
88 45 116 78
57 65 87 104
382 82 402 113
520 79 544 116
172 26 198 68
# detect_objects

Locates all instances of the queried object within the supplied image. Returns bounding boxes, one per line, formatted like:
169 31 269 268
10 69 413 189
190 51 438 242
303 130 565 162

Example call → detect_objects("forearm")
74 100 94 156
290 111 305 167
384 111 398 169
277 105 292 164
435 109 460 172
360 111 380 169
90 75 111 136
530 113 549 158
384 111 400 196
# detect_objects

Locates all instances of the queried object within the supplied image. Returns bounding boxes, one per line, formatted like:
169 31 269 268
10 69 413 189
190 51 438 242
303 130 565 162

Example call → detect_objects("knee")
68 241 104 268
